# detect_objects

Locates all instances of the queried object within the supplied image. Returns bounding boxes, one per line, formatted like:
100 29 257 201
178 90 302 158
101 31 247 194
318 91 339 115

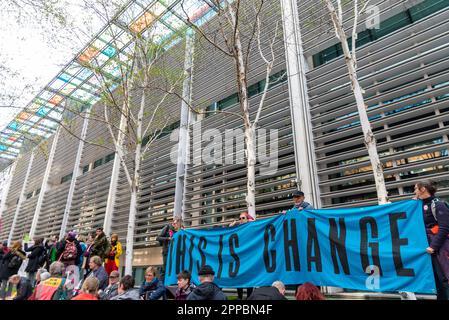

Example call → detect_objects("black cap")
198 265 215 276
2 241 7 246
292 190 304 197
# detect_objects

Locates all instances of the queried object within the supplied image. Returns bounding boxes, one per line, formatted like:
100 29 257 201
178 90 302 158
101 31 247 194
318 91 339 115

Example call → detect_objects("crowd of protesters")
0 179 447 300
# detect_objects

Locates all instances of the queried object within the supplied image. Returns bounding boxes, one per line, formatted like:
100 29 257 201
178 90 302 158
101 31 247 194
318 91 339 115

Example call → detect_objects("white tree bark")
324 0 388 205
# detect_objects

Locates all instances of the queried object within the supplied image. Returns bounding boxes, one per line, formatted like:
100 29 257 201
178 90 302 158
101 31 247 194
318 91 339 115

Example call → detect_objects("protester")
57 231 82 268
104 234 122 275
295 282 325 300
76 235 87 269
156 217 182 281
0 240 26 299
111 275 140 300
24 237 45 285
29 261 70 300
91 228 110 260
414 180 449 300
71 277 99 300
229 212 255 300
139 266 165 300
46 236 60 268
8 274 32 300
87 255 108 291
82 232 95 277
99 270 120 300
291 190 313 211
35 268 51 285
247 281 288 300
0 241 6 263
175 270 195 300
187 265 226 300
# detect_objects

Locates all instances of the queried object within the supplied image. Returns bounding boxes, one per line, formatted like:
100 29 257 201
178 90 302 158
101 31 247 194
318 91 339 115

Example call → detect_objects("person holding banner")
414 180 449 300
291 190 313 211
229 212 254 300
157 217 182 282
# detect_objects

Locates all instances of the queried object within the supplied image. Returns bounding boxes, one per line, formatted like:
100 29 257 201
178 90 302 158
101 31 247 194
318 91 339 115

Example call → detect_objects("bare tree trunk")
228 2 257 219
324 0 388 204
245 126 257 218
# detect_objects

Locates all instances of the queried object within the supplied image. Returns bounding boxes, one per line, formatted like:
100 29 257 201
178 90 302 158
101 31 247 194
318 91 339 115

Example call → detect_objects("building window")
61 172 73 184
93 158 103 169
82 164 90 174
104 153 115 163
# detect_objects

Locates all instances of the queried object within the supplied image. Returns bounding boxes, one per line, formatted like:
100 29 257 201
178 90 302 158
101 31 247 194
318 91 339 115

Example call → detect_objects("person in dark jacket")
90 228 109 260
0 240 26 299
175 270 195 300
247 281 288 300
0 242 7 267
187 265 226 301
24 238 45 286
8 275 32 300
57 232 82 268
414 180 449 300
139 266 165 300
156 217 182 282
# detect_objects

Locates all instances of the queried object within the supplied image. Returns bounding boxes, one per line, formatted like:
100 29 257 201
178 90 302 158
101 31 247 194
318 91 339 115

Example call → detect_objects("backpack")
61 241 78 260
430 198 449 221
38 250 47 267
8 255 22 269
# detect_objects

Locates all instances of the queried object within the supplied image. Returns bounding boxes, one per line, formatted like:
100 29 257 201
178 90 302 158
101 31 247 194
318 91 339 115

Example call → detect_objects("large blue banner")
165 200 436 293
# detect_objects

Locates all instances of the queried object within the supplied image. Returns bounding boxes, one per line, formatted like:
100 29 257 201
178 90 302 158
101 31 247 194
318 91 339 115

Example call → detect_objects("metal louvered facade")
0 0 448 271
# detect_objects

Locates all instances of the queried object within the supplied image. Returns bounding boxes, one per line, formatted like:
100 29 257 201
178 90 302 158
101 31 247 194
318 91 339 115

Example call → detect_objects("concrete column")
280 0 321 208
29 127 61 239
0 162 17 221
174 30 195 222
8 151 35 245
59 110 91 238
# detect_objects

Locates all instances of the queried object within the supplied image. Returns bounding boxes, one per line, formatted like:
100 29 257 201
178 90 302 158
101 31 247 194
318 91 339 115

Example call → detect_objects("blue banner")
166 200 436 293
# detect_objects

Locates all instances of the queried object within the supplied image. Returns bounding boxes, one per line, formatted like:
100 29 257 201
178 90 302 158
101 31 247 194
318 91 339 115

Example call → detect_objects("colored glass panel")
79 46 100 63
49 95 64 105
130 11 155 33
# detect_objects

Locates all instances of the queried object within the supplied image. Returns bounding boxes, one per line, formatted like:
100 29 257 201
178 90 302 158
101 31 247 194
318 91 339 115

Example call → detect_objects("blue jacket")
139 278 165 300
92 266 108 291
292 201 313 211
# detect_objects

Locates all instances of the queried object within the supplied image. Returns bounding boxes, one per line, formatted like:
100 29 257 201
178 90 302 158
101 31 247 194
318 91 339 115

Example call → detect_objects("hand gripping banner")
165 200 436 293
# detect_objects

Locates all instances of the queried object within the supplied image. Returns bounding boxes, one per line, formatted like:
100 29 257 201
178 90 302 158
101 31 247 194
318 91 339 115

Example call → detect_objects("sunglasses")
239 217 247 220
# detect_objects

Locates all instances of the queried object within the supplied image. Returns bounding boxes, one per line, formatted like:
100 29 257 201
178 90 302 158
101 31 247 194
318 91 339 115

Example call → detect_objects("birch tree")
323 0 388 204
177 0 283 219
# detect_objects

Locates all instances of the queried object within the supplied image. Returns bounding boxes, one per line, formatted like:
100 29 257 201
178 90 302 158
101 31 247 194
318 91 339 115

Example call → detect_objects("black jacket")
187 282 226 300
156 224 175 256
423 197 449 251
24 243 45 273
247 286 288 300
0 249 26 280
14 277 33 300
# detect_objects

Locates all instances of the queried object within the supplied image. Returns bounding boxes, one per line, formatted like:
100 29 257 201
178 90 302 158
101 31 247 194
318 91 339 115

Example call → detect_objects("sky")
0 0 126 132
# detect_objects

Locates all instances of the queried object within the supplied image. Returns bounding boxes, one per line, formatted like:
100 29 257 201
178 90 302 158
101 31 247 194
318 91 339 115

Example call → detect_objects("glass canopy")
0 0 217 160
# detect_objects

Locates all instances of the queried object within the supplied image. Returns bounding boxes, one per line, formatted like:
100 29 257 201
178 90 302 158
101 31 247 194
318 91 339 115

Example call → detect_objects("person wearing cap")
157 217 182 282
291 190 313 211
187 265 226 300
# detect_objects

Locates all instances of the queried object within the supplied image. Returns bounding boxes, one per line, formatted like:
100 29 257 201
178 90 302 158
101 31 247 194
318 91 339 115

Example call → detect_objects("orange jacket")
71 293 98 300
